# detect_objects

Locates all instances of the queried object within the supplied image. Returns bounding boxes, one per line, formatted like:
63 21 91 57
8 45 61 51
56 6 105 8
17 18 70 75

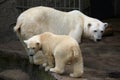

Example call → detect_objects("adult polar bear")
14 6 108 43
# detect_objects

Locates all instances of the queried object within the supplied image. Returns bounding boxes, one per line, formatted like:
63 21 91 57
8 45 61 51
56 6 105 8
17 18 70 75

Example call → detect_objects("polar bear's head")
84 19 108 42
24 35 41 56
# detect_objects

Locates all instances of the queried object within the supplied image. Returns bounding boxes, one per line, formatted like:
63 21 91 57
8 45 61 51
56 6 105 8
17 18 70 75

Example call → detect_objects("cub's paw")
45 66 51 72
42 63 47 67
50 68 56 72
70 73 76 77
50 68 64 74
70 73 81 78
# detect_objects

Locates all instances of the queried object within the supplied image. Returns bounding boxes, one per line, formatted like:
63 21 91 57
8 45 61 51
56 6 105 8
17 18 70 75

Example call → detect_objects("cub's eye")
94 30 97 32
101 31 104 33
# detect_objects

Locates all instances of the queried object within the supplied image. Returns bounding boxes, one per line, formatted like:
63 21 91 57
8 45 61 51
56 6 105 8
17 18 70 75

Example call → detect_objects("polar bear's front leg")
69 26 82 43
44 52 54 71
50 54 65 74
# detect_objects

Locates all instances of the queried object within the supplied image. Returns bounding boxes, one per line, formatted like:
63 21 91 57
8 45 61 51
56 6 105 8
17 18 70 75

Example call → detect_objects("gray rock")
0 69 30 80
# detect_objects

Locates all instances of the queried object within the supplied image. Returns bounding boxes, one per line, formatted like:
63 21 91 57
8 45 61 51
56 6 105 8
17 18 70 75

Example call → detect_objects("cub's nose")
29 54 34 56
96 39 101 42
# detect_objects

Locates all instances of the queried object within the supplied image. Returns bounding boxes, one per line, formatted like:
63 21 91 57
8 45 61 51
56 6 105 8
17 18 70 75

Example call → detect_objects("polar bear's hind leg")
70 58 84 77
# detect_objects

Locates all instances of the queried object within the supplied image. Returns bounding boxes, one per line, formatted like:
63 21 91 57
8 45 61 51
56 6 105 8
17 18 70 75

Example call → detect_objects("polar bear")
24 32 84 78
14 6 108 43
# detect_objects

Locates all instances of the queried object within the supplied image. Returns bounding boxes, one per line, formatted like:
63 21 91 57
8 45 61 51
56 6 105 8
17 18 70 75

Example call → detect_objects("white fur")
24 32 84 77
14 6 108 43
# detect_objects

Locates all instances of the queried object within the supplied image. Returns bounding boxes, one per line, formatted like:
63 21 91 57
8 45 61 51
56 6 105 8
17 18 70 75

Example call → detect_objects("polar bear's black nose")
29 54 34 56
96 39 101 42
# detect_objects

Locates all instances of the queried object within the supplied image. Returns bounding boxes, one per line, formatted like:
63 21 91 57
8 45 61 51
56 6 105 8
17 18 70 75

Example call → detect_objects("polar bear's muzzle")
28 48 35 56
96 39 101 42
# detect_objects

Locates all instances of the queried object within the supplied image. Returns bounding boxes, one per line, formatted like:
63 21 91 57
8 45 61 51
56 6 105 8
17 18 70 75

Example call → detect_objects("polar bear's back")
17 6 69 39
15 6 83 40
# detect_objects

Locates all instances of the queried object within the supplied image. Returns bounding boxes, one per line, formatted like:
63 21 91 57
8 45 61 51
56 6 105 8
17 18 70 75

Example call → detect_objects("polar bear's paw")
70 73 82 78
50 68 56 72
42 63 47 67
50 68 64 74
45 66 51 72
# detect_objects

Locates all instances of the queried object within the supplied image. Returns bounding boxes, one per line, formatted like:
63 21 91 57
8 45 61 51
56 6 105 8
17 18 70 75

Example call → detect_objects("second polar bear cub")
24 32 83 78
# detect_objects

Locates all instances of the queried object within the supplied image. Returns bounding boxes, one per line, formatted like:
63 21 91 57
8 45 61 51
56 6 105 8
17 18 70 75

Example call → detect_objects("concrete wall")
0 0 18 43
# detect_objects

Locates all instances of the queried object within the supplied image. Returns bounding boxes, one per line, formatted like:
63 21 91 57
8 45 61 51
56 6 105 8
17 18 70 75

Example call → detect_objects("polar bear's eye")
101 31 104 33
94 30 97 32
32 47 35 49
88 23 92 28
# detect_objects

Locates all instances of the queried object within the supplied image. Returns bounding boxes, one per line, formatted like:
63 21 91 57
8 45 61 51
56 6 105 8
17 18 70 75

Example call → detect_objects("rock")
0 69 30 80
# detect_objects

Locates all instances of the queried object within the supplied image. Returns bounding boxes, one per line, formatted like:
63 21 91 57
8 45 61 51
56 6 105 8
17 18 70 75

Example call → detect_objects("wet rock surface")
0 69 30 80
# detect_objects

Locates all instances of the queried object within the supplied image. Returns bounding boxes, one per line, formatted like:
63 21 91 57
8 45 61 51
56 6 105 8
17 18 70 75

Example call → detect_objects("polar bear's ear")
104 23 108 28
36 40 42 49
88 23 92 28
36 42 40 46
24 40 28 44
36 40 41 46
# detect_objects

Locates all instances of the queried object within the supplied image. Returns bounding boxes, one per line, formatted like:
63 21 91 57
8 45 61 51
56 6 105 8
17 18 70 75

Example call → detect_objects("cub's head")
24 35 41 56
85 19 108 42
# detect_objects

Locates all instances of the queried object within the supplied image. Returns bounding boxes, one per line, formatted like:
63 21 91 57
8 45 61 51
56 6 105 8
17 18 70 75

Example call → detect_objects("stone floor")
0 19 120 80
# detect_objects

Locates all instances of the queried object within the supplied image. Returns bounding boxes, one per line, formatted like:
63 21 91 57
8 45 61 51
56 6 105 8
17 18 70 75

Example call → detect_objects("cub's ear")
36 40 41 49
104 23 108 28
36 39 41 45
36 42 40 46
88 23 92 28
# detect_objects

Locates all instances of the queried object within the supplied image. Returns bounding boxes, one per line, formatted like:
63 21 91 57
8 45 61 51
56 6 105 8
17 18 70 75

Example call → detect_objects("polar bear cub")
14 6 108 43
24 32 83 78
